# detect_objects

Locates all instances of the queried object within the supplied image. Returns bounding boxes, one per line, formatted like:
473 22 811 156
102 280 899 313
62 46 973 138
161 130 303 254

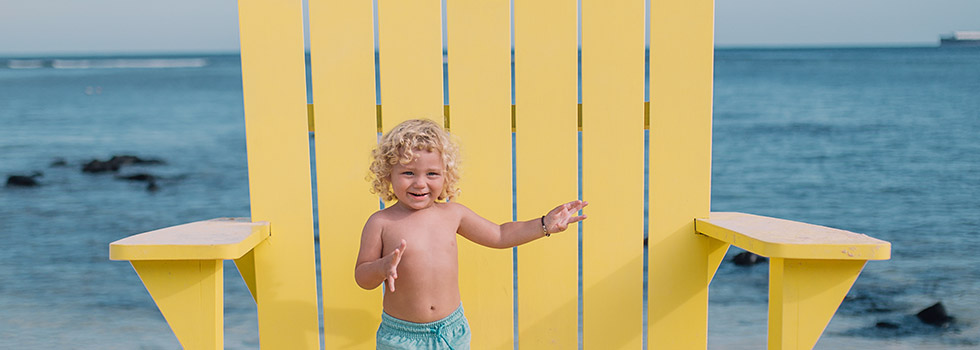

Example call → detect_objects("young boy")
355 119 587 349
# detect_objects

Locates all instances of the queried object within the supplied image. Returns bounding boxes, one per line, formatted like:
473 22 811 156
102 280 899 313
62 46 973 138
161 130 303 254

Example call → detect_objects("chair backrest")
236 0 714 348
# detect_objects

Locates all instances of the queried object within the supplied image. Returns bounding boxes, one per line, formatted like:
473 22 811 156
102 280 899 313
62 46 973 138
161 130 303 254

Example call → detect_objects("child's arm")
354 215 406 292
456 200 588 248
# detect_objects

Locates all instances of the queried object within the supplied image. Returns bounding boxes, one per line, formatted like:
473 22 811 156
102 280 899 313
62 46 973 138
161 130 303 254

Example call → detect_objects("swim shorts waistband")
380 305 466 340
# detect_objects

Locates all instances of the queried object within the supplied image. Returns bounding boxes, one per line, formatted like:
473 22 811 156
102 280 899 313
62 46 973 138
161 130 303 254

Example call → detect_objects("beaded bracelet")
541 216 550 237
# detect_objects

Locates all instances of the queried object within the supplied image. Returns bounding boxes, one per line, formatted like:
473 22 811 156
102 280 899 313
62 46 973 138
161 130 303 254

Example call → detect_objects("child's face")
389 148 445 210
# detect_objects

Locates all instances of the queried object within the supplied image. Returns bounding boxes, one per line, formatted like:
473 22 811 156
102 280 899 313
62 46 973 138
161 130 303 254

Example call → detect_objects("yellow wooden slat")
514 0 579 347
309 0 382 348
647 0 716 347
446 0 513 348
580 0 645 347
238 0 319 348
378 0 443 129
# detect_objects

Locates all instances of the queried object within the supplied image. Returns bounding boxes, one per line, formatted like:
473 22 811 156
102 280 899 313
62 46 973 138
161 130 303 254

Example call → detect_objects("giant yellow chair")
109 0 890 349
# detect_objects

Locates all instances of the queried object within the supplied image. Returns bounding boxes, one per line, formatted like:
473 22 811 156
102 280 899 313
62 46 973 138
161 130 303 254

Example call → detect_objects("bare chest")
380 208 460 260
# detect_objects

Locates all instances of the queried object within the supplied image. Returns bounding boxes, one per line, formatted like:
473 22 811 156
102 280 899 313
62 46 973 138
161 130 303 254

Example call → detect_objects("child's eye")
427 172 440 177
401 171 413 176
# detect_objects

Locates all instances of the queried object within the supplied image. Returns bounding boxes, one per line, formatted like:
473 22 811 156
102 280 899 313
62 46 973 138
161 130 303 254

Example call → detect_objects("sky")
1 0 978 56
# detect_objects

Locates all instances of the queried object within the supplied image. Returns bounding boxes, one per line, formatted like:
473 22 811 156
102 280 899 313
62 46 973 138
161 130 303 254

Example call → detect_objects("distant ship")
940 31 980 47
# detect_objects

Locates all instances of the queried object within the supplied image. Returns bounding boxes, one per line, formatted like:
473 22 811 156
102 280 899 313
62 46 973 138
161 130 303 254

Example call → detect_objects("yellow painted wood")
378 0 443 130
238 0 320 348
446 1 513 349
132 260 222 350
769 258 867 350
706 238 732 285
580 0 645 347
308 0 382 348
647 0 716 347
696 212 892 260
108 3 898 350
109 218 269 261
514 0 578 347
234 251 258 301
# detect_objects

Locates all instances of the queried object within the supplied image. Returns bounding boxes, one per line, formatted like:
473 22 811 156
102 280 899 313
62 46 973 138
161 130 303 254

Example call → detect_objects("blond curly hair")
370 119 460 202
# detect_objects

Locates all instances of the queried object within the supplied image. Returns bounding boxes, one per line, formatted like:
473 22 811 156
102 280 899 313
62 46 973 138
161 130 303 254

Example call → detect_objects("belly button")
430 306 435 310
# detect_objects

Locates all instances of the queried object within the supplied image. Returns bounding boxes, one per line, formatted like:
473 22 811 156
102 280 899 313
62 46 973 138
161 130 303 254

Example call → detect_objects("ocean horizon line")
1 42 960 61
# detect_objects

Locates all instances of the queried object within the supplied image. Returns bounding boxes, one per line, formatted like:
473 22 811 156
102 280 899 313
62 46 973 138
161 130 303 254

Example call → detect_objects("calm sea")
1 47 977 349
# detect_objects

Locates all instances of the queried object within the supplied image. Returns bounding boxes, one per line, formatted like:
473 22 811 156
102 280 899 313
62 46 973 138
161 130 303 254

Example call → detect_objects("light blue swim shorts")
377 305 471 350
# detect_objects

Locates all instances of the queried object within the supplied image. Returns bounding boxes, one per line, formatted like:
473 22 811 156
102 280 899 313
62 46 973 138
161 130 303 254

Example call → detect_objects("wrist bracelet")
541 216 550 237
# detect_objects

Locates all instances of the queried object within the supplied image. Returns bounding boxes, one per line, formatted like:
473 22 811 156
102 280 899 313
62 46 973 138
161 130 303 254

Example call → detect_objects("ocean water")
708 47 980 349
1 47 978 349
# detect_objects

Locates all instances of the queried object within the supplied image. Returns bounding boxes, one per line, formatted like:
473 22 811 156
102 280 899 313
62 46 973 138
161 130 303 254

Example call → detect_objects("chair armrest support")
109 217 269 350
696 212 891 349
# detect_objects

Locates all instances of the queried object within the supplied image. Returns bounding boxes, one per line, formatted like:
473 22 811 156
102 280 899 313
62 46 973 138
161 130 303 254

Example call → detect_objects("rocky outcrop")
6 172 43 187
82 155 164 173
916 302 953 327
116 173 160 192
732 251 767 266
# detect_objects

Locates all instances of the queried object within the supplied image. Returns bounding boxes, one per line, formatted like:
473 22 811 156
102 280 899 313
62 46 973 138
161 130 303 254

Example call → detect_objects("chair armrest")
695 212 890 260
109 217 270 261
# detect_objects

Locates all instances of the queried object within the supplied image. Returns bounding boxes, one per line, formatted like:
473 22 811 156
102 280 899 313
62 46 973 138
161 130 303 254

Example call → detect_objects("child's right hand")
382 239 407 292
544 200 589 234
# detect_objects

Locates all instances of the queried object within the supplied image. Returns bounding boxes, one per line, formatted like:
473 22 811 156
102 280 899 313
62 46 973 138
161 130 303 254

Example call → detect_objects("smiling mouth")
409 192 429 198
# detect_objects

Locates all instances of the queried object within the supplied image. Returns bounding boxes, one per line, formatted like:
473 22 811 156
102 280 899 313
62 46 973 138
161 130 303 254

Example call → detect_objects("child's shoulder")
437 201 468 212
437 201 477 219
365 207 396 224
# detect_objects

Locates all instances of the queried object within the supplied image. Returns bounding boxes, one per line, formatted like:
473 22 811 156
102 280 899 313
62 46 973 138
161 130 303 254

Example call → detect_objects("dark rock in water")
110 155 165 166
732 251 767 266
916 302 953 327
875 321 900 329
83 155 164 173
114 173 161 191
6 172 43 187
116 173 156 182
49 158 68 167
146 179 159 192
83 159 121 173
6 176 39 187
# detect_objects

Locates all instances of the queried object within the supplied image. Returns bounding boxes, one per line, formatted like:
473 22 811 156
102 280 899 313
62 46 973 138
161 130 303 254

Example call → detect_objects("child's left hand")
543 200 589 234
